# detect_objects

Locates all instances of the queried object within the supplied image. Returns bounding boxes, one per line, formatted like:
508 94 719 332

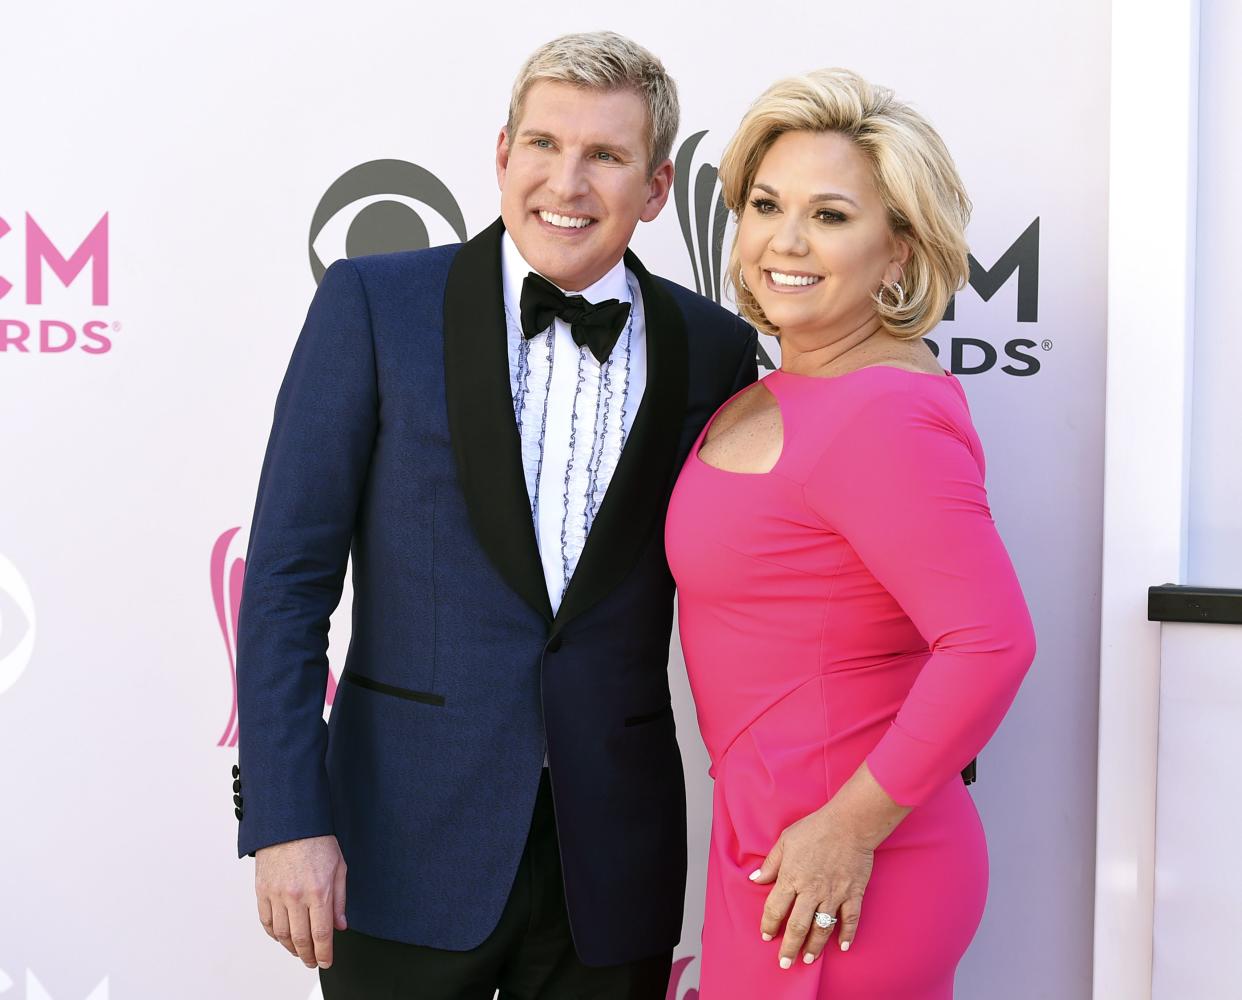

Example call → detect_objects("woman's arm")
754 381 1035 967
804 384 1036 807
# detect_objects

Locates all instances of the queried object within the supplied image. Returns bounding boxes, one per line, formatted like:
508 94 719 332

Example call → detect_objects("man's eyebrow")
753 182 859 208
590 141 637 158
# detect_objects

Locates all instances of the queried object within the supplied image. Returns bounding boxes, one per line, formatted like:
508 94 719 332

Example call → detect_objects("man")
234 31 757 998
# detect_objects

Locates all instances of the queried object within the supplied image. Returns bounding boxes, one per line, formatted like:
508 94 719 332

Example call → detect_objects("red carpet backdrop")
0 2 1107 997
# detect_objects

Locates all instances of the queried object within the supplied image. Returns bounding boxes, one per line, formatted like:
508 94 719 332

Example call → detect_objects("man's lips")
535 209 597 231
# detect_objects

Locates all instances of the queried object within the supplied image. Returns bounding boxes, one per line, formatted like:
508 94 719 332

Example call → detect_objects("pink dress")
665 366 1035 1000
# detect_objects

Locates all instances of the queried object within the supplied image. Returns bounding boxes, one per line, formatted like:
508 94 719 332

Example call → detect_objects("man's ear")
495 127 511 190
640 158 675 223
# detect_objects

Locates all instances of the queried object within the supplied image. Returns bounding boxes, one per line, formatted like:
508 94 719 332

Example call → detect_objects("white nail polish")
802 953 815 964
762 932 773 942
779 957 792 970
840 940 851 952
749 869 762 881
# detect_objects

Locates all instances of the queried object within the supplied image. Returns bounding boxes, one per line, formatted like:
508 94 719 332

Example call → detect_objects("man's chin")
523 247 614 292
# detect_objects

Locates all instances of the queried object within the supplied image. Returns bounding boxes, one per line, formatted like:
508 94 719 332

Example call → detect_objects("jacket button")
235 807 243 821
232 764 240 779
233 779 241 793
546 635 563 653
233 794 244 808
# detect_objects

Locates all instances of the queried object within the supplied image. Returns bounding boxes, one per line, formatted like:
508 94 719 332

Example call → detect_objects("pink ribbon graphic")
666 956 699 1000
213 527 337 748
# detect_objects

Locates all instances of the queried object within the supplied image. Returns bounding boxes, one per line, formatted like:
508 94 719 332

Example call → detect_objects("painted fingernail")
749 869 762 881
803 952 815 964
762 932 773 942
779 956 793 970
840 940 851 952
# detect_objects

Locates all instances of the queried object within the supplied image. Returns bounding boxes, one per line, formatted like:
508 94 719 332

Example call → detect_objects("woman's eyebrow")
753 181 859 208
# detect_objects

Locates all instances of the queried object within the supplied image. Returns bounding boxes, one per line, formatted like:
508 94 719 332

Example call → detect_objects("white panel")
1095 2 1201 998
1188 0 1242 586
1150 5 1242 998
1152 623 1242 999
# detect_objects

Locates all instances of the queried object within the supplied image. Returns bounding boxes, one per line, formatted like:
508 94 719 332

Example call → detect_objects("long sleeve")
235 259 378 857
729 320 760 396
802 385 1036 807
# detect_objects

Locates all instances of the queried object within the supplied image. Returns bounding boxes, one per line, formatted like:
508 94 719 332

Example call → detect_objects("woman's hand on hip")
750 805 874 965
750 760 911 967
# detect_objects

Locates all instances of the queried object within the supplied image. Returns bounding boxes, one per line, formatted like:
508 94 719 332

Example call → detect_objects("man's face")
496 80 673 292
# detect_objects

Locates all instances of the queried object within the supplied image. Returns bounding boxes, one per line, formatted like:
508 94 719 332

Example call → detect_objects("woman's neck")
778 317 889 377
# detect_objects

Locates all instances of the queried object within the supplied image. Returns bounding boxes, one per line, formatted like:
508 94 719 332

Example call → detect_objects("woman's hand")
750 805 873 965
750 761 911 967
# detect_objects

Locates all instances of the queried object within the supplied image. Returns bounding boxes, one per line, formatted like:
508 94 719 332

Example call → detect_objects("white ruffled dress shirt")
500 233 648 615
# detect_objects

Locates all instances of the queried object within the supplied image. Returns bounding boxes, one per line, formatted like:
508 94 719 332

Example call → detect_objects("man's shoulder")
647 273 755 349
337 242 464 288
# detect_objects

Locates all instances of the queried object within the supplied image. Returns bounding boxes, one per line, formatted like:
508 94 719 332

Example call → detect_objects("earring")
879 280 906 309
738 270 750 292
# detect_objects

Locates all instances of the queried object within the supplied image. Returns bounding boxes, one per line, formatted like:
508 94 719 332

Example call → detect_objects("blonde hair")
718 68 971 339
507 32 680 177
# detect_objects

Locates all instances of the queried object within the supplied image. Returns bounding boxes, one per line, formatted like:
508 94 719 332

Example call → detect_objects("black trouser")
320 771 673 999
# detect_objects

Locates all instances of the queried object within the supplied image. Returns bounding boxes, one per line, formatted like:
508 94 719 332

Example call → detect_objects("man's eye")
596 151 616 161
533 138 553 149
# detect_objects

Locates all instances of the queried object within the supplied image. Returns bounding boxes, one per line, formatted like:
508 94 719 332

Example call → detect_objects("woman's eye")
817 210 847 224
749 198 777 214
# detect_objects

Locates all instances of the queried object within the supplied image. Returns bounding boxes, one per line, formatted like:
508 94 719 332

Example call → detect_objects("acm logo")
0 213 117 355
672 131 1044 376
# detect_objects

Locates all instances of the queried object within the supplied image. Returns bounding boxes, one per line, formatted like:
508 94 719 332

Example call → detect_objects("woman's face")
735 129 909 341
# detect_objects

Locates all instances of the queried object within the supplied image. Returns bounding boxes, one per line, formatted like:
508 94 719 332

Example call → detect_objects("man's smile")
537 209 598 230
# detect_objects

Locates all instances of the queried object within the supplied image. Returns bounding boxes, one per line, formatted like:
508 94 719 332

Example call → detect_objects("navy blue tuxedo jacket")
234 218 758 965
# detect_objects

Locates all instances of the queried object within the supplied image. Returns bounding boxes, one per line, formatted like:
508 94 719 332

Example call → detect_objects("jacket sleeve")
235 259 378 857
729 319 760 396
802 386 1036 807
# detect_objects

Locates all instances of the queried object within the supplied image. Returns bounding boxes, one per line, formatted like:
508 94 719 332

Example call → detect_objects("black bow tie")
519 271 632 364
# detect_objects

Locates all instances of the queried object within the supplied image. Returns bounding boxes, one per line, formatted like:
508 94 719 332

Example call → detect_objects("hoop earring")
879 280 905 310
738 270 750 292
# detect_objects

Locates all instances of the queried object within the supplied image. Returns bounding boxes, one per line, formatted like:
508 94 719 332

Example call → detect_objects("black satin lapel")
443 217 553 622
553 250 689 632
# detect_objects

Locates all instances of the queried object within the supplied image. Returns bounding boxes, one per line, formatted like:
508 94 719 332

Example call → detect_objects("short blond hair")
718 68 971 340
507 31 680 177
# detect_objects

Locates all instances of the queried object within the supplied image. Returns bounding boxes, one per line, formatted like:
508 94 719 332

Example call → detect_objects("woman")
665 69 1036 999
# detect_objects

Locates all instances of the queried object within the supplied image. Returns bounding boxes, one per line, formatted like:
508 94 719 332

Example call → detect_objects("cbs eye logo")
308 159 469 283
674 130 778 370
673 130 730 307
0 553 35 697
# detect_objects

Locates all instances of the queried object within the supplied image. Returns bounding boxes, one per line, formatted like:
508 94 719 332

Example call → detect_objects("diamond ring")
814 910 838 930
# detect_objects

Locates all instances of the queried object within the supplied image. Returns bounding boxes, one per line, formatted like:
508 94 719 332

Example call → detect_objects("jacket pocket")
623 703 673 727
343 668 446 707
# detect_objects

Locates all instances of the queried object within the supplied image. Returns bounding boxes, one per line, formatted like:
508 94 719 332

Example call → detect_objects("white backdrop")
0 2 1107 997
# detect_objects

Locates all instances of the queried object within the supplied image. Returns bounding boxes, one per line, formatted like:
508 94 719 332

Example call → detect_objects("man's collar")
501 232 631 315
